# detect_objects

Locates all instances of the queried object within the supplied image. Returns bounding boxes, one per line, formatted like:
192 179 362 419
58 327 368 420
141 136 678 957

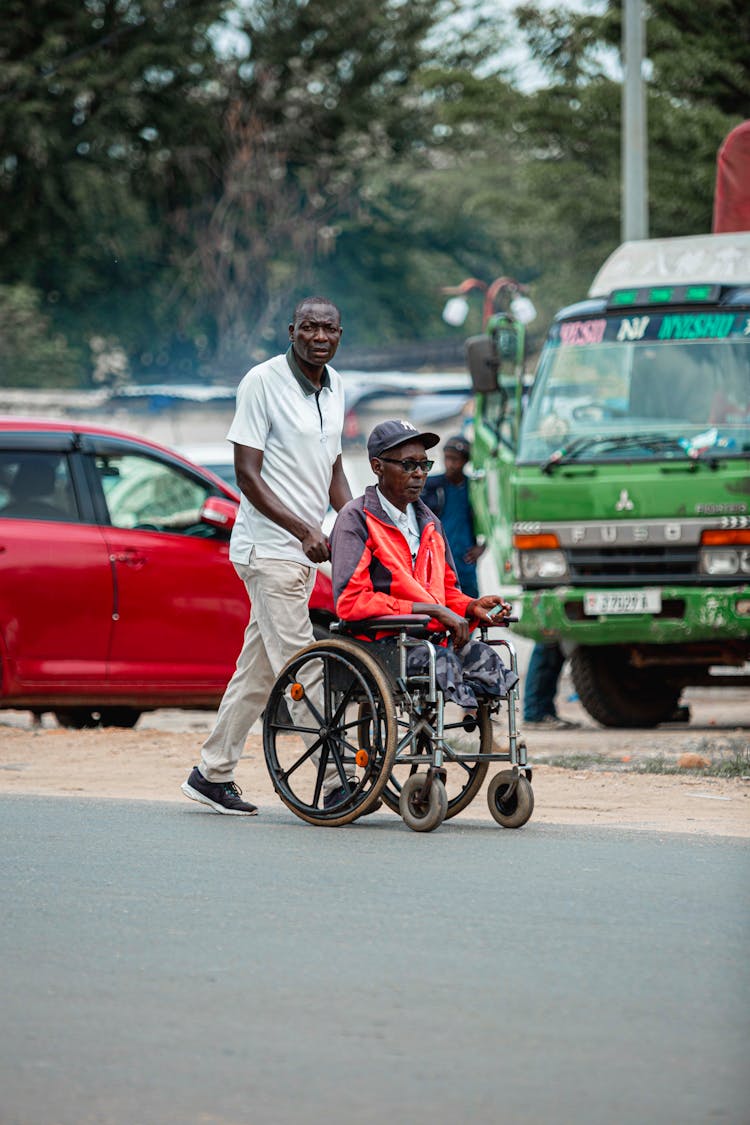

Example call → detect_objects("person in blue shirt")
422 434 485 599
425 435 581 730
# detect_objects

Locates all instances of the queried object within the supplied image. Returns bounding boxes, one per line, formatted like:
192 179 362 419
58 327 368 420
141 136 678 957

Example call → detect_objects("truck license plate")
583 590 662 615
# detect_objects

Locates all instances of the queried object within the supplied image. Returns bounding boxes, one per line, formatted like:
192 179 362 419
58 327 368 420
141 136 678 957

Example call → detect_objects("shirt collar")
286 346 331 395
376 487 419 534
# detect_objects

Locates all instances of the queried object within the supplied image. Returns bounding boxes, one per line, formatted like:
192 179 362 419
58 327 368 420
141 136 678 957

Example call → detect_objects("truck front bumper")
514 585 750 646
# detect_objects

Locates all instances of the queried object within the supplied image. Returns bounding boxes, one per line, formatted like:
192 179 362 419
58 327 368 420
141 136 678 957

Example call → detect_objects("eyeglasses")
379 457 434 474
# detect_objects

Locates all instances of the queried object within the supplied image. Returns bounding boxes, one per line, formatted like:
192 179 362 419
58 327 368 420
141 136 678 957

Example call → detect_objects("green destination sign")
657 313 736 340
551 311 749 347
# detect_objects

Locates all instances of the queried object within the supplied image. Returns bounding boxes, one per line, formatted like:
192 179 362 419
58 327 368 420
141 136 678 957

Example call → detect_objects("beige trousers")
200 551 341 795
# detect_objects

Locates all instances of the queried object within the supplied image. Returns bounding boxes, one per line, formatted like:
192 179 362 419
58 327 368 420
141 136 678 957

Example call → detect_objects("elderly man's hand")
300 527 330 563
466 595 512 624
430 605 471 650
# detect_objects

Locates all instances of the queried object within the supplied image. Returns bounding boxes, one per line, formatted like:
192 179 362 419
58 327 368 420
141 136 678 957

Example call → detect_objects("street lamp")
441 276 536 329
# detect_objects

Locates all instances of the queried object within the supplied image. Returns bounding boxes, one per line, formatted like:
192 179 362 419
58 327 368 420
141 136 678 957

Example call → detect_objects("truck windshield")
518 312 750 463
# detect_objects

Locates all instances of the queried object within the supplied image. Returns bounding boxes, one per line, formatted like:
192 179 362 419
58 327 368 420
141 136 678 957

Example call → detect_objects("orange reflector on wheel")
355 749 369 768
290 682 305 701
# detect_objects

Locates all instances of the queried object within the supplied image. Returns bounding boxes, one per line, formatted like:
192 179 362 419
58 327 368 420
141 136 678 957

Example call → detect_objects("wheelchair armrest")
479 616 519 642
333 614 433 636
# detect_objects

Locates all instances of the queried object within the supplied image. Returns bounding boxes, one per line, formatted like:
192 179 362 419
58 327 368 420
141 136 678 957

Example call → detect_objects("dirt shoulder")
1 696 748 838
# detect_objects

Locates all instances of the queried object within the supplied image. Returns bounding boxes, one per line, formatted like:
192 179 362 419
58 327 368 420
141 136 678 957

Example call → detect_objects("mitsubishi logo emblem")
615 489 634 512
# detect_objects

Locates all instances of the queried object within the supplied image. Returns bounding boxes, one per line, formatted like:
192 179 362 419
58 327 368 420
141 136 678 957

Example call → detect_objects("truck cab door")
470 384 517 579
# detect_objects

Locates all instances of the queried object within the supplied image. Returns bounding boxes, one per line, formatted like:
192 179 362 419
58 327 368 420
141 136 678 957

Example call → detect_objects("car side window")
94 452 213 534
0 451 78 522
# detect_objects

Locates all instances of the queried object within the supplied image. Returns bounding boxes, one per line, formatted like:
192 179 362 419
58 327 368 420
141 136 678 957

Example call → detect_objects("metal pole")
621 0 648 241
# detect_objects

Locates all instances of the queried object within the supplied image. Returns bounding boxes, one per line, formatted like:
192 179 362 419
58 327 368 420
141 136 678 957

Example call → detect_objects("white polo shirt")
227 351 345 566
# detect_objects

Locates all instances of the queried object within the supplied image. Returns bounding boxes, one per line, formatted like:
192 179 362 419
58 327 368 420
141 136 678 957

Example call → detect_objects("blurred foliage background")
0 0 747 386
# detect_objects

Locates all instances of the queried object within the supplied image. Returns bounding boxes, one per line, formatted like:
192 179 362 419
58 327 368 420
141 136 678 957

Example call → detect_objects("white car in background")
179 440 372 528
178 443 237 490
179 438 343 589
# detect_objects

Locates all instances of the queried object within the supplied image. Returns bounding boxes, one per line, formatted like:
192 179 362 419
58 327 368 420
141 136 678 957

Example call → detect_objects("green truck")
467 232 750 726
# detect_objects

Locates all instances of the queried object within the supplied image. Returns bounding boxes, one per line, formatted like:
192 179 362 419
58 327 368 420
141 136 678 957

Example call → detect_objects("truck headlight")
700 532 750 575
519 550 568 580
700 549 740 576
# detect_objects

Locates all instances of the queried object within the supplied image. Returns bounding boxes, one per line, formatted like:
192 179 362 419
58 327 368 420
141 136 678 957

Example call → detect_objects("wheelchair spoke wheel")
263 639 397 826
487 770 534 829
381 702 491 820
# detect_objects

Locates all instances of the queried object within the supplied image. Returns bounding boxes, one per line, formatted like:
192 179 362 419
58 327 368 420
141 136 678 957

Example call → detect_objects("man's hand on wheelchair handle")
300 525 330 563
466 595 512 625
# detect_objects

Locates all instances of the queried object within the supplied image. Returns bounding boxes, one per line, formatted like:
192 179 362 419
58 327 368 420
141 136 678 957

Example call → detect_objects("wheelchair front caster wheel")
399 774 448 833
487 770 534 829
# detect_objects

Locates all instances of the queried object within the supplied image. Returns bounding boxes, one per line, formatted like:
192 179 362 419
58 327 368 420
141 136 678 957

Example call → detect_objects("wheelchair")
262 615 534 833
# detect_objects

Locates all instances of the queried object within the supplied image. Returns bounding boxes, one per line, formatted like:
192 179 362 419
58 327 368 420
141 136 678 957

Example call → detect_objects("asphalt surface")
1 797 748 1125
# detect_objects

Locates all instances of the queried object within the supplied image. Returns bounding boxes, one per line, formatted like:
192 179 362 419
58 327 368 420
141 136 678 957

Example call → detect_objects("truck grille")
566 545 699 585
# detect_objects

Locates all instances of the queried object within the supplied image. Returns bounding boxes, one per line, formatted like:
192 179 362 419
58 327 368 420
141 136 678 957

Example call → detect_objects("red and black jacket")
330 485 473 629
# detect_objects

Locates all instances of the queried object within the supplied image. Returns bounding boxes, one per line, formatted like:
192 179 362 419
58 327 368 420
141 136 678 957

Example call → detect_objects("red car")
0 418 334 728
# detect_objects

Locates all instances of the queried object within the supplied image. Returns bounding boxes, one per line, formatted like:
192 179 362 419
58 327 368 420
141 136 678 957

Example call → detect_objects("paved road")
1 797 748 1125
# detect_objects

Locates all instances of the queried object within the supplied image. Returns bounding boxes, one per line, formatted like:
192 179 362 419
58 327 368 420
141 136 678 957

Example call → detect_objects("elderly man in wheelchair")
261 420 534 832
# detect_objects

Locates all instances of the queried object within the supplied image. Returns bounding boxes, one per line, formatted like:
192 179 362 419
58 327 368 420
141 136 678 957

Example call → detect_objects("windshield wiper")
541 433 689 474
541 436 599 473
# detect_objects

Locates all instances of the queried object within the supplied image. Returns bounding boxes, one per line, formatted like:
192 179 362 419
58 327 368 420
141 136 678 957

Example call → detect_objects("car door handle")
110 550 148 569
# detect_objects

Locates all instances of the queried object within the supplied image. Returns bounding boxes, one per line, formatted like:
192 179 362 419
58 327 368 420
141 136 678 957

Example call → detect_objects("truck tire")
570 646 681 728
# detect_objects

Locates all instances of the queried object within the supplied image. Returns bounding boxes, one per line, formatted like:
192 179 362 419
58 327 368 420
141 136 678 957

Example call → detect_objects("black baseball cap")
444 434 471 458
367 420 440 461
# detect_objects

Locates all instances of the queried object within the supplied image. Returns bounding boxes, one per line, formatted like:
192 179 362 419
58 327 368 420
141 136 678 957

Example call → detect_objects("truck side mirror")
497 327 519 359
486 313 524 367
466 335 499 392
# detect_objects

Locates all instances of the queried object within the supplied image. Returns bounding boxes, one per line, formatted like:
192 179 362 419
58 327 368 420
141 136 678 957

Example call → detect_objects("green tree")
0 284 80 386
419 0 750 340
0 0 228 381
514 0 749 243
171 0 479 366
1 0 745 384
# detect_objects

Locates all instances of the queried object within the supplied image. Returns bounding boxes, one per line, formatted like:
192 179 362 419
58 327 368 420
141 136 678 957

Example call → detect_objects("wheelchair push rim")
263 639 397 827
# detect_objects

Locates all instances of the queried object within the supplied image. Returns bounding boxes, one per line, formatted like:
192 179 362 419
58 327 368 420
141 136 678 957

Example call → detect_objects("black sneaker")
181 766 258 816
323 780 382 816
524 714 581 731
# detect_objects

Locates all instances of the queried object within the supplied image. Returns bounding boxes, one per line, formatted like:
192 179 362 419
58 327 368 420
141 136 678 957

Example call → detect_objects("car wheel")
54 707 141 729
98 707 141 729
54 708 100 729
